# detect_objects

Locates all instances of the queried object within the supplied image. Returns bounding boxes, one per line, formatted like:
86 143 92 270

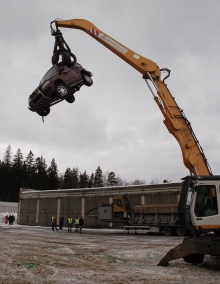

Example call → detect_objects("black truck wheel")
163 227 172 236
176 227 185 237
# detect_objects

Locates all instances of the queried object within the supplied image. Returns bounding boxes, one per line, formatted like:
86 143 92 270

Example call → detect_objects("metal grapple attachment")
50 20 77 67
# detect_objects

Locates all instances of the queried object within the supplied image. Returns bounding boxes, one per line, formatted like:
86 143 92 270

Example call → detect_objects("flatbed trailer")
124 225 159 234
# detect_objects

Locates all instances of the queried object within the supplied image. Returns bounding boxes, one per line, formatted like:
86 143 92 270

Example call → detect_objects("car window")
40 66 57 84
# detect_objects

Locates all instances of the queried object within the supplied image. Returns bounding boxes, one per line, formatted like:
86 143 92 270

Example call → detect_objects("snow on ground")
0 224 220 283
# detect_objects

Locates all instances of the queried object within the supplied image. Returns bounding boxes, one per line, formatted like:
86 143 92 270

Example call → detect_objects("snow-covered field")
0 224 219 283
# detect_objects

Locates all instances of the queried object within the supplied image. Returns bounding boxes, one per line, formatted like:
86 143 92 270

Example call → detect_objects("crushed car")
28 62 93 116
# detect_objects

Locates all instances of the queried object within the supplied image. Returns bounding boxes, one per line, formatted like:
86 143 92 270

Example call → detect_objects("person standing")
74 216 80 232
5 215 8 224
11 215 15 225
79 216 84 234
67 216 73 232
59 216 64 230
51 216 58 231
8 215 13 225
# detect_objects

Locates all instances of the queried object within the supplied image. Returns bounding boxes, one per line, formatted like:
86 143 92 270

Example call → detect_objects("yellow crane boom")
53 19 212 176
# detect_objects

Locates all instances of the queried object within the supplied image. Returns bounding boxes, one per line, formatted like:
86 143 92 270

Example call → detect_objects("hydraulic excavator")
50 19 220 266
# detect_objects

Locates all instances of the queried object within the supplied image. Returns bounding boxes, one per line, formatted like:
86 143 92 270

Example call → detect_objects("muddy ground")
0 224 219 284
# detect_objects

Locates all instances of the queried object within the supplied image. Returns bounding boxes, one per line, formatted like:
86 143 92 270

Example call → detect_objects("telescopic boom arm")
52 19 212 176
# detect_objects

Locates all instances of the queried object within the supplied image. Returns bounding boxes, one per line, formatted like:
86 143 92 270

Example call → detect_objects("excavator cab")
113 196 131 212
158 175 220 266
193 185 218 217
98 196 131 221
178 176 220 234
112 195 131 219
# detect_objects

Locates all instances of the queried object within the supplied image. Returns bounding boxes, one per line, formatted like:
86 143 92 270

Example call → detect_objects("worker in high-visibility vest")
74 216 80 232
67 217 73 232
51 216 58 231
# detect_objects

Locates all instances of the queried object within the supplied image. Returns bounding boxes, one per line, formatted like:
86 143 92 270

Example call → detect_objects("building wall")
18 182 182 228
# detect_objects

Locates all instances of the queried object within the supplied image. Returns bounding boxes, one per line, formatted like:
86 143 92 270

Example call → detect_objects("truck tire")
183 253 204 264
176 227 185 237
163 227 172 236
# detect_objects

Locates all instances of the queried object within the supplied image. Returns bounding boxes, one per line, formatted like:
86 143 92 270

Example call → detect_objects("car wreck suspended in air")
28 29 93 117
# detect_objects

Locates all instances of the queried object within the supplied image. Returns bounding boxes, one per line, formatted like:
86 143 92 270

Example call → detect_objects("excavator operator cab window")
194 185 218 217
114 198 123 208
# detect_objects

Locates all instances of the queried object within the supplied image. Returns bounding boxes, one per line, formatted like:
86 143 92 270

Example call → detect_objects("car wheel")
56 84 69 98
82 73 93 86
37 107 50 117
65 94 75 104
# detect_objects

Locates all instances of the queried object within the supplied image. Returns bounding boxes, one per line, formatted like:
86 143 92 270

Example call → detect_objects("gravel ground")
0 224 219 284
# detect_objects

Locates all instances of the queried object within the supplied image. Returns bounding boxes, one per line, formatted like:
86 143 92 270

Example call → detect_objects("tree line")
0 145 171 202
0 145 131 202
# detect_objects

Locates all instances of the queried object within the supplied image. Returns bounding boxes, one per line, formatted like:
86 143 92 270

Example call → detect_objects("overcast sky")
1 0 220 183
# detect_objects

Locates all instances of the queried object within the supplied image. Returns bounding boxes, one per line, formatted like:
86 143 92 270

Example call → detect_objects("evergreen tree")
13 148 23 167
106 171 118 186
72 167 79 188
24 151 36 188
4 145 12 166
10 148 25 201
0 159 12 201
88 172 95 188
94 166 104 187
25 151 35 171
0 145 14 201
79 171 89 188
0 145 13 200
58 173 65 189
63 167 73 189
34 156 48 190
0 145 133 200
47 158 59 190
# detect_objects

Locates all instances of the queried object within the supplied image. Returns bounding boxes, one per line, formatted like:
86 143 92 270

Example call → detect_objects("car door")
61 63 82 87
